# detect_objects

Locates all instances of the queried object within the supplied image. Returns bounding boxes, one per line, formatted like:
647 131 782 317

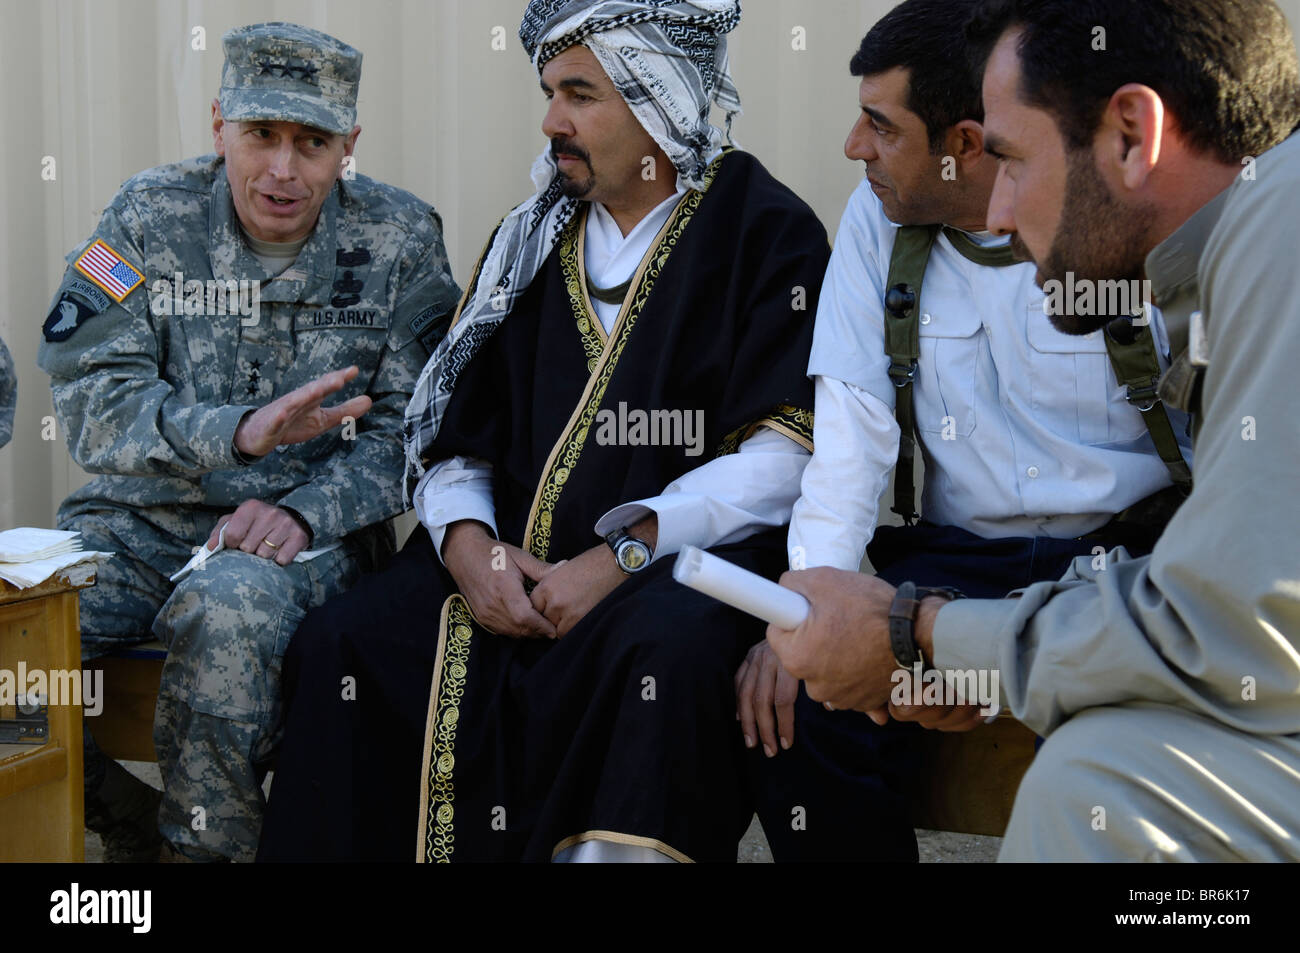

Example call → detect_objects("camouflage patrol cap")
219 22 361 136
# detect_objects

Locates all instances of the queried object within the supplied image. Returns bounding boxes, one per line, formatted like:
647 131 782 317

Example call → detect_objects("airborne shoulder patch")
72 239 144 303
65 276 113 313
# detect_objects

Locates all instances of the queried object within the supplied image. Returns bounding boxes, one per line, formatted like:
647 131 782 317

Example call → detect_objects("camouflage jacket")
0 333 14 449
38 155 459 542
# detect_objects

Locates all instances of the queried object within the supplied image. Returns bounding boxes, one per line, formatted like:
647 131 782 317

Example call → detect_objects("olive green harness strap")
1104 316 1193 489
883 226 1190 527
885 226 1024 522
941 227 1020 268
883 225 942 524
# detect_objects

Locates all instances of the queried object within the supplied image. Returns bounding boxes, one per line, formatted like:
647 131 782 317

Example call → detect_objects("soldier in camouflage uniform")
36 22 460 862
0 334 14 449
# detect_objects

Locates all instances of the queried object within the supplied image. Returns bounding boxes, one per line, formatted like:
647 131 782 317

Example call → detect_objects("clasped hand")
441 522 627 639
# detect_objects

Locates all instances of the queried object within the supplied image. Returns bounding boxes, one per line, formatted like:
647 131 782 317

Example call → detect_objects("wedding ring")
262 537 282 551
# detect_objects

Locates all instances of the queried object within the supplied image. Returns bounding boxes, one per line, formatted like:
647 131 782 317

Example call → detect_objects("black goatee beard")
1036 148 1156 336
551 137 595 198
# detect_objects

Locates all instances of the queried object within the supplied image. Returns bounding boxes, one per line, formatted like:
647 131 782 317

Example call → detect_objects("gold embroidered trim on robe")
521 152 725 562
560 209 605 370
416 594 473 863
715 403 815 456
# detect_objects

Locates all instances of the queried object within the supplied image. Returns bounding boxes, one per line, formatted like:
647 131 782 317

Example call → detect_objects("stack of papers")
0 528 83 562
0 528 113 589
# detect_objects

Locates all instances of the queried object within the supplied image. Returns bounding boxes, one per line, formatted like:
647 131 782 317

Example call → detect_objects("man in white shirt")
259 0 828 863
737 0 1191 862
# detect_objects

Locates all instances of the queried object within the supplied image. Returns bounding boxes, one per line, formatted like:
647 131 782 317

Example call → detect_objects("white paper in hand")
672 545 809 629
170 524 341 583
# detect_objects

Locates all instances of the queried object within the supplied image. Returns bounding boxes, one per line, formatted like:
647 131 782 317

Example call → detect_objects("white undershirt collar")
583 186 687 335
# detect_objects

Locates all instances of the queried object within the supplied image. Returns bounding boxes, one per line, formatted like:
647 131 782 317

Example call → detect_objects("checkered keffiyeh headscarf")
402 0 743 492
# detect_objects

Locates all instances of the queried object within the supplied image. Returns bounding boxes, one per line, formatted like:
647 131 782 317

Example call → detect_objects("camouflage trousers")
60 500 368 862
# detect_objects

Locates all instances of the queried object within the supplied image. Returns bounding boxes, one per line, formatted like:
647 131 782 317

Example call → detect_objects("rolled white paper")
672 545 810 629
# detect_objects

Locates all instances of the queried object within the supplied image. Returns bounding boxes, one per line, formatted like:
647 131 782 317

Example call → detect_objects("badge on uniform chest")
294 246 381 328
331 246 370 308
226 245 386 403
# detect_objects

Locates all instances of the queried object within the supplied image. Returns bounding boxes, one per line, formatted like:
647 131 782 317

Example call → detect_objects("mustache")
550 138 591 166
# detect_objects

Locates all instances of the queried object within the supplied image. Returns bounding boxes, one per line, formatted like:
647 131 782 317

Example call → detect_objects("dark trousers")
258 528 447 862
260 523 784 862
748 522 1153 862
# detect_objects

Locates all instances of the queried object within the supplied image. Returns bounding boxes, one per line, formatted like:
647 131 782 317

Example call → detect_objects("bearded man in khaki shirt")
768 0 1300 861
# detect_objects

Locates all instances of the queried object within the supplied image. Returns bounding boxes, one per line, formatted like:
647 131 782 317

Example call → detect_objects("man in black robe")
258 0 829 863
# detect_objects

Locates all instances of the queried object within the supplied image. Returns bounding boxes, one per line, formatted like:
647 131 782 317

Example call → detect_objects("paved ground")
736 814 999 863
88 761 1000 863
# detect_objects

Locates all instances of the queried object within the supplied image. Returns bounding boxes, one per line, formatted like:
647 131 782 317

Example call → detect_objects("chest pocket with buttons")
915 299 982 438
1024 307 1145 446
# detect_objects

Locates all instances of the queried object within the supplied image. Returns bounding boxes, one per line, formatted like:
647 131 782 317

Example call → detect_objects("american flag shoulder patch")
73 239 145 303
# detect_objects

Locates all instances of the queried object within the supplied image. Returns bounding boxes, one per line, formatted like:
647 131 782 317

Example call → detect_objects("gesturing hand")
233 366 373 458
441 521 557 639
207 499 311 566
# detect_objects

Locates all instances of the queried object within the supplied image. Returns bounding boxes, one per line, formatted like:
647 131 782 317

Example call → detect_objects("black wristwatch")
887 581 964 669
604 526 652 574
